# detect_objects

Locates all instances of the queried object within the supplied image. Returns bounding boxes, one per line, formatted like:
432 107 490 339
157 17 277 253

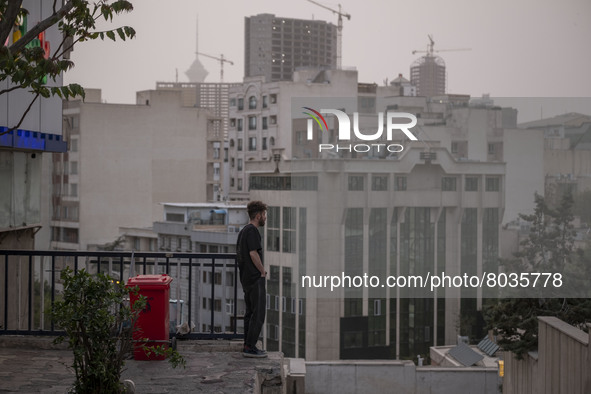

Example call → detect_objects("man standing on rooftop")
237 200 268 358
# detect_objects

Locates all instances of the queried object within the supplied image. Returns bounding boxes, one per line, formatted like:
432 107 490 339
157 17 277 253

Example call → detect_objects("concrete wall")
77 90 210 248
305 360 499 394
504 316 591 394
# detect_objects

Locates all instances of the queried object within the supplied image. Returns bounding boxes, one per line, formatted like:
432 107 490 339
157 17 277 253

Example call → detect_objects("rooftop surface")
0 337 281 393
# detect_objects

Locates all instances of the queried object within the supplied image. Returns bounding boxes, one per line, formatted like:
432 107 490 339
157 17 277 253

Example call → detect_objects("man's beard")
258 217 266 227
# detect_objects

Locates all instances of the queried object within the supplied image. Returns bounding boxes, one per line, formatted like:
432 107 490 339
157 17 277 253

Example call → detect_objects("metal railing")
0 250 243 340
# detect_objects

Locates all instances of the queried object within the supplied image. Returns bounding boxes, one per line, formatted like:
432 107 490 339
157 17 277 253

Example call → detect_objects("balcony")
0 250 242 340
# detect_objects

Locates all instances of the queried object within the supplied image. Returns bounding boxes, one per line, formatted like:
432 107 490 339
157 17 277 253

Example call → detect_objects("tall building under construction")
244 13 337 82
410 54 446 97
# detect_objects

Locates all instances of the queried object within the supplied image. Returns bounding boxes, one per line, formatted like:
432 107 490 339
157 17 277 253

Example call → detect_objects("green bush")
52 267 184 393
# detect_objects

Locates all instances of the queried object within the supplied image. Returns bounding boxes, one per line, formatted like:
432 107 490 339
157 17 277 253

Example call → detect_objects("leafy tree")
0 0 135 134
486 192 591 359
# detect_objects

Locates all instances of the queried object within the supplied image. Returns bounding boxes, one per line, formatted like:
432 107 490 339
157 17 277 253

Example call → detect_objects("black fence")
0 250 243 340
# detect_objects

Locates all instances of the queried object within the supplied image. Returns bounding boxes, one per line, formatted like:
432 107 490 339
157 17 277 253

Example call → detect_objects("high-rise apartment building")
244 14 337 82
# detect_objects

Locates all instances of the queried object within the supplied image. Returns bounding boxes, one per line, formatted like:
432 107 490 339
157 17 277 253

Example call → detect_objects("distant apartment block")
50 89 214 250
120 202 249 334
245 13 337 82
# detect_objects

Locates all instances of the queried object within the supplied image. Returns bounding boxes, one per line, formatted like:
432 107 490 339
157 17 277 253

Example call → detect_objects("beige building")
519 112 591 201
48 88 215 250
232 78 545 360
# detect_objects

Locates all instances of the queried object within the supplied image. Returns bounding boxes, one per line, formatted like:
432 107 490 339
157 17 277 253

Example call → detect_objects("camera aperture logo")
302 107 418 153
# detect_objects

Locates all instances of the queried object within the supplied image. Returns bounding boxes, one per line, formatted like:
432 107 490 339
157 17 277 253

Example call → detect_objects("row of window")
53 182 78 197
230 136 274 152
202 297 234 314
53 160 78 175
266 295 304 315
229 94 277 110
229 115 277 131
347 175 501 192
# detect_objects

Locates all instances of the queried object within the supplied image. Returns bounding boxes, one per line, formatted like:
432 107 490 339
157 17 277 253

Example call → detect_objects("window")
262 137 268 150
270 94 277 104
486 176 500 191
465 176 478 191
230 139 235 148
282 297 287 312
248 116 257 130
488 143 495 154
231 158 235 168
237 119 243 132
214 299 222 312
237 139 243 151
267 206 280 252
249 137 257 151
229 98 236 107
451 142 458 154
237 159 243 171
394 176 407 191
266 294 271 309
270 115 277 125
237 98 244 110
262 117 268 130
230 118 236 128
237 178 243 191
372 175 388 191
282 207 296 253
213 142 220 159
442 177 457 191
70 183 78 197
69 161 78 175
230 178 235 187
295 131 304 145
249 96 257 109
262 95 268 108
373 299 382 316
270 137 275 146
348 175 364 191
214 272 222 285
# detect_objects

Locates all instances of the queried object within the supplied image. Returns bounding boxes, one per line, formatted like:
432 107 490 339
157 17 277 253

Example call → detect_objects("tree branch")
0 84 24 96
0 0 23 45
0 91 40 135
9 0 74 55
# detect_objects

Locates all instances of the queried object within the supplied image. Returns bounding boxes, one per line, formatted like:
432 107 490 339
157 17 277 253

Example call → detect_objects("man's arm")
249 250 266 277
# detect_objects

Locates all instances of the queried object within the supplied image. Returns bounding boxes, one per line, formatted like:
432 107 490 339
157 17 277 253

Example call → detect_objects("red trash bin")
127 274 173 360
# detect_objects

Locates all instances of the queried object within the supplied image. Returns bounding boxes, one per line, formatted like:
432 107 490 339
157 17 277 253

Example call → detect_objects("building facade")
49 89 213 250
238 87 543 360
244 13 337 82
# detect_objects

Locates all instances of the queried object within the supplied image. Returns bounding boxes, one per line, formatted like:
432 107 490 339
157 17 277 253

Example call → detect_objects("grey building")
244 13 337 82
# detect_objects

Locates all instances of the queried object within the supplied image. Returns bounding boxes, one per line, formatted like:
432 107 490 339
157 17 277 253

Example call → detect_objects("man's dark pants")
243 277 266 348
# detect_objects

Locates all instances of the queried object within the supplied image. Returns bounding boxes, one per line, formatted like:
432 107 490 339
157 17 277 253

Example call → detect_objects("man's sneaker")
243 345 268 358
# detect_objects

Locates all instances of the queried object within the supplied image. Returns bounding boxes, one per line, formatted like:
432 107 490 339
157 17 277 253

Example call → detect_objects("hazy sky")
64 0 591 105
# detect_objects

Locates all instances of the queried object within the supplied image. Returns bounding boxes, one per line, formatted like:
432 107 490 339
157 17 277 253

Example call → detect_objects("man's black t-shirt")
236 223 263 288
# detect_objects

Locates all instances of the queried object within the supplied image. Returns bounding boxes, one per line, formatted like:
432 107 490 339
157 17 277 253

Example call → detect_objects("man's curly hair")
247 200 267 219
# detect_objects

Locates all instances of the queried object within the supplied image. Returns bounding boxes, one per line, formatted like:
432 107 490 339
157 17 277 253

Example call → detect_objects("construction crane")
412 35 470 56
197 52 234 83
306 0 351 69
